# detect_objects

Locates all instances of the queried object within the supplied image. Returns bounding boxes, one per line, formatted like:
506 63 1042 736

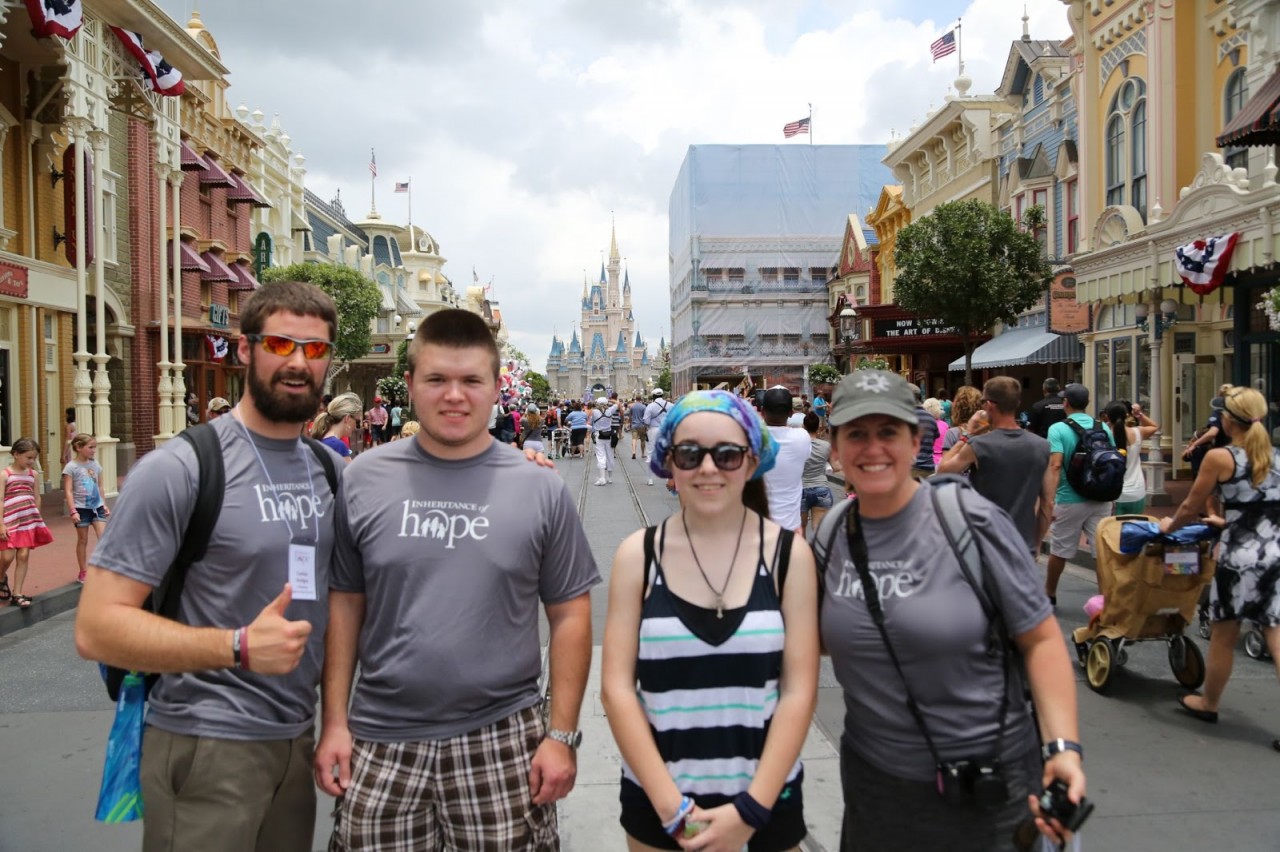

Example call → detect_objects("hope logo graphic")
830 559 921 601
253 484 324 529
399 500 490 549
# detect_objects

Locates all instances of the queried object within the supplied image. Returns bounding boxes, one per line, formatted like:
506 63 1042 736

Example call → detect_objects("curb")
0 583 82 637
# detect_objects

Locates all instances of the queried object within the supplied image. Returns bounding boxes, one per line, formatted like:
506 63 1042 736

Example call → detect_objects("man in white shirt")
642 389 672 486
760 386 810 533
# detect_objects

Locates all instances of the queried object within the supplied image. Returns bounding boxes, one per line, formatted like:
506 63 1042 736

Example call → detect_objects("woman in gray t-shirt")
800 412 835 536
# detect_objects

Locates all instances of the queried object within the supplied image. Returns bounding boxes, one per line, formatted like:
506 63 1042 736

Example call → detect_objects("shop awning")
1217 67 1280 148
291 211 311 232
228 261 260 291
227 172 271 207
180 139 209 171
379 284 396 312
947 326 1083 371
200 251 238 283
395 287 422 317
198 156 237 188
170 239 209 273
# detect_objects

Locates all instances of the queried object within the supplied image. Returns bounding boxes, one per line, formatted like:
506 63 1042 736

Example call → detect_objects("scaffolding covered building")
668 144 892 394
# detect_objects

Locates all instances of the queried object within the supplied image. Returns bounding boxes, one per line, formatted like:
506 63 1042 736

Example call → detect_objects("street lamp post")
1136 297 1179 499
839 303 858 372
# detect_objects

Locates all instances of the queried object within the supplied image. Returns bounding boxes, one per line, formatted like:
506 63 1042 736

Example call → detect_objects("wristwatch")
1042 738 1084 762
546 728 583 750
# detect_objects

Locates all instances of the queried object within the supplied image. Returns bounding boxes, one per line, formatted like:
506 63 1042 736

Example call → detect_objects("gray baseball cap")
829 370 918 426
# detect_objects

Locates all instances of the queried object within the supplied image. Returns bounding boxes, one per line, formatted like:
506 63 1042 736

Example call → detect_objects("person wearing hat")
760 386 811 533
643 389 672 486
207 397 233 420
366 396 389 447
590 396 616 485
601 390 819 851
813 370 1085 851
1181 383 1234 477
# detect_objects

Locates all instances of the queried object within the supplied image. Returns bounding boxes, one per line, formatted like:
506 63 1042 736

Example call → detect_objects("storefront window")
1137 338 1151 413
1095 338 1111 405
1113 337 1132 404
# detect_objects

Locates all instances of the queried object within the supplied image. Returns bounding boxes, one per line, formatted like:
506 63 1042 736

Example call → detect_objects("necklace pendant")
716 597 724 619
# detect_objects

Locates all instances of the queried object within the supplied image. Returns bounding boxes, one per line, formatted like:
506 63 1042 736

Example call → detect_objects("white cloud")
154 0 1069 374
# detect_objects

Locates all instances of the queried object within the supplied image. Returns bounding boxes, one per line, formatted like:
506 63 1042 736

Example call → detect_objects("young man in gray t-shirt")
76 282 343 852
318 309 599 851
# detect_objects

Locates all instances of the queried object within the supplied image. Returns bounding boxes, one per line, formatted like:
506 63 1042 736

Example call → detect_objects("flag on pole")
1174 233 1239 295
25 0 82 39
394 181 409 193
931 30 957 61
782 116 810 138
369 150 377 177
109 28 185 95
473 267 479 284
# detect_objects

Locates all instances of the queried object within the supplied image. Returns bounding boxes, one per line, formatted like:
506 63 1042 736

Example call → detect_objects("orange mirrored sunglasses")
247 333 334 360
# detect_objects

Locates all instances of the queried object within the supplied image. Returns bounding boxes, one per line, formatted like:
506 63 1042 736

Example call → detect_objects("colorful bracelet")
232 627 243 668
662 796 695 836
732 791 771 830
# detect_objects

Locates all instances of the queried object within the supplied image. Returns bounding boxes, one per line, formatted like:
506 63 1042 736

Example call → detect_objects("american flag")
394 181 409 193
782 116 810 138
369 150 377 177
931 30 957 61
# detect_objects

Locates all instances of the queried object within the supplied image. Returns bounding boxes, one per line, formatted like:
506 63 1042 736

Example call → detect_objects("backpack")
610 404 622 432
101 424 339 701
1064 418 1126 502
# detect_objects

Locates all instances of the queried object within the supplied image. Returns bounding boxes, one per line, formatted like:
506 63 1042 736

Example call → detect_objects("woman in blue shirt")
311 392 363 460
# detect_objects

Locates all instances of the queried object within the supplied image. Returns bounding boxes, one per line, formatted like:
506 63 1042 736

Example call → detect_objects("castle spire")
610 212 620 261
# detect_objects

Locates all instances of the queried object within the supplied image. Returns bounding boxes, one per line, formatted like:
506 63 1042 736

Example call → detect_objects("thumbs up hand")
245 584 313 675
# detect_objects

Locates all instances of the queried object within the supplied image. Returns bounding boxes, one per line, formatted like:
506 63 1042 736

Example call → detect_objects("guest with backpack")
1043 383 1124 605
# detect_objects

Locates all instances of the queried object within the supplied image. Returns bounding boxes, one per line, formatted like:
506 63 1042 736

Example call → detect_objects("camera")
1038 779 1093 833
935 758 1009 810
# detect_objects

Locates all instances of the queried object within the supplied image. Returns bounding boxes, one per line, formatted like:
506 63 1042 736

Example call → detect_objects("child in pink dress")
0 438 54 608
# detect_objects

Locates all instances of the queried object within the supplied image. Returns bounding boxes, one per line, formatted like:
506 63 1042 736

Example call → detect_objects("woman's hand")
1028 751 1086 844
675 802 754 852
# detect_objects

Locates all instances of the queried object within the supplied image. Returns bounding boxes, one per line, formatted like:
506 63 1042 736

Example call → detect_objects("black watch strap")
1042 738 1083 762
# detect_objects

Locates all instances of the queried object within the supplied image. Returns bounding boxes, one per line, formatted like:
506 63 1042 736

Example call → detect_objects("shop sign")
0 261 28 298
370 343 391 355
254 232 273 278
872 317 957 339
1048 272 1090 334
210 303 229 329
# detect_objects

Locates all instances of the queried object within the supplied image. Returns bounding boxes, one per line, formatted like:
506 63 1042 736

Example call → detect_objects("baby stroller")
549 427 571 460
1072 516 1217 694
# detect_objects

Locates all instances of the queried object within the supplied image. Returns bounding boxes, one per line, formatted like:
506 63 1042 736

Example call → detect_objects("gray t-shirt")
801 437 832 488
332 438 600 742
968 428 1051 551
629 401 646 429
819 484 1051 781
91 416 341 740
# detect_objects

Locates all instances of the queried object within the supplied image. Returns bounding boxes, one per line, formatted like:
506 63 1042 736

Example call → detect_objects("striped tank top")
620 517 802 807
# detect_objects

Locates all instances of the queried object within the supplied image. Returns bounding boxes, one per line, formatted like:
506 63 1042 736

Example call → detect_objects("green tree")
653 345 673 395
395 338 410 378
893 199 1052 386
808 363 842 385
524 370 552 404
260 263 382 377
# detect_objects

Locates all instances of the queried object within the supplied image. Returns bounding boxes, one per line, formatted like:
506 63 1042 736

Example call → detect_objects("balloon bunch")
500 358 532 405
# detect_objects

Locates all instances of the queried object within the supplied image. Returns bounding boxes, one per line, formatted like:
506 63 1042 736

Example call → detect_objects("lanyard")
233 414 318 545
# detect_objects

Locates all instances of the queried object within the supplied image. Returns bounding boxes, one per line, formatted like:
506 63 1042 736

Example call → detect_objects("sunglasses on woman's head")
669 442 751 471
247 333 335 360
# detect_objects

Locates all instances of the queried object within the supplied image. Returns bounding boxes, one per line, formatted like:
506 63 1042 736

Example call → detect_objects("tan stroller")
1072 515 1216 694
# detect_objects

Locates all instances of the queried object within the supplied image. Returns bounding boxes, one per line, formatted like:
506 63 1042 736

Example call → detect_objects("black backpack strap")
810 496 854 606
154 425 226 620
301 436 339 494
773 527 795 603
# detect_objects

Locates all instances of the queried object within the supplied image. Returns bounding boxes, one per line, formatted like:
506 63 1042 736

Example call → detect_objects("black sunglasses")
669 442 751 471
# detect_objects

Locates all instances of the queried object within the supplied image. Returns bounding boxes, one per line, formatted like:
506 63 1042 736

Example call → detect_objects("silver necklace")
680 508 749 619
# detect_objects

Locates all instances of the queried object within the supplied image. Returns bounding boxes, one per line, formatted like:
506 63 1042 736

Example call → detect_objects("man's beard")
247 354 324 424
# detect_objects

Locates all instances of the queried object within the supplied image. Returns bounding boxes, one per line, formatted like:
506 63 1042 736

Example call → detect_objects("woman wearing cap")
1162 387 1280 747
813 370 1084 851
602 390 819 852
1181 383 1234 476
311 392 363 461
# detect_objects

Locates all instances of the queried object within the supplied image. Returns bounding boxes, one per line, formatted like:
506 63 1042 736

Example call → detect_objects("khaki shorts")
1049 500 1111 558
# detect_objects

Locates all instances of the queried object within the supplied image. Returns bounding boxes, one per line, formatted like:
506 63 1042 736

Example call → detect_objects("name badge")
289 543 318 600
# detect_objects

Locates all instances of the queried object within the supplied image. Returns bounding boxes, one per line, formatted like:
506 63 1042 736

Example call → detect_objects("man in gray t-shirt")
76 281 343 852
318 309 599 851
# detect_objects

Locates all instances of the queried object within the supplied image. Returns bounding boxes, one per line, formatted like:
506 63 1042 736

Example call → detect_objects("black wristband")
732 791 771 830
1041 738 1084 763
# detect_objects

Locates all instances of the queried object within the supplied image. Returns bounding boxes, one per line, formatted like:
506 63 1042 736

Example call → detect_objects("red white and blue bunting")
1174 232 1239 296
206 335 228 363
24 0 82 39
109 27 185 97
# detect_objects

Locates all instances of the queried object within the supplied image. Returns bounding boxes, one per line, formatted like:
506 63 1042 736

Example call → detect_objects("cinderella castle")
546 225 653 400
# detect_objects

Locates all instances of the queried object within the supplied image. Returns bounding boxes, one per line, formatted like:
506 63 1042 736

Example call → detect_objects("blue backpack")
1064 419 1126 502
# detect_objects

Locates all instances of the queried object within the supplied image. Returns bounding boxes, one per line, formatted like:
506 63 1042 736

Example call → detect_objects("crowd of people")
53 277 1278 852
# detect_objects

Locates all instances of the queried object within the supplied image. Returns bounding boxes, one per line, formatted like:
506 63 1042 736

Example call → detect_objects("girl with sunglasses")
602 390 819 852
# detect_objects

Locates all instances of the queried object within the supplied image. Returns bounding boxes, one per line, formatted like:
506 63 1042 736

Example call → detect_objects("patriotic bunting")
109 27 185 96
206 335 229 362
1174 233 1239 296
24 0 83 39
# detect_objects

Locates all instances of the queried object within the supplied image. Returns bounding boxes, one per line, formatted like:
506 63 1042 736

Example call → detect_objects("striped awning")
1217 67 1280 148
228 261 260 291
948 326 1083 371
395 287 421 317
200 251 238 283
170 239 209 273
227 172 271 207
179 139 208 171
198 155 237 188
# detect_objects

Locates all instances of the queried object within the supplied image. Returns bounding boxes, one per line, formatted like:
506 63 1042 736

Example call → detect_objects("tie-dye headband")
650 390 777 480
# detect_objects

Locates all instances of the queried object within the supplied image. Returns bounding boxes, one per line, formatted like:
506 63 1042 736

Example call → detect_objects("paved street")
1 452 1279 850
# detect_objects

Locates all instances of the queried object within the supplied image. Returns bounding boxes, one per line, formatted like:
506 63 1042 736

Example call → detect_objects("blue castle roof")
569 331 582 354
615 331 627 352
589 332 607 360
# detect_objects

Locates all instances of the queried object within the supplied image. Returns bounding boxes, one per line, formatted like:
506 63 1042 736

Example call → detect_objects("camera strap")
844 496 1012 766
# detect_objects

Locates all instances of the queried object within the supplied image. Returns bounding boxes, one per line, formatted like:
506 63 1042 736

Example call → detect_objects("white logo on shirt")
253 483 324 529
399 499 490 549
830 558 921 601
